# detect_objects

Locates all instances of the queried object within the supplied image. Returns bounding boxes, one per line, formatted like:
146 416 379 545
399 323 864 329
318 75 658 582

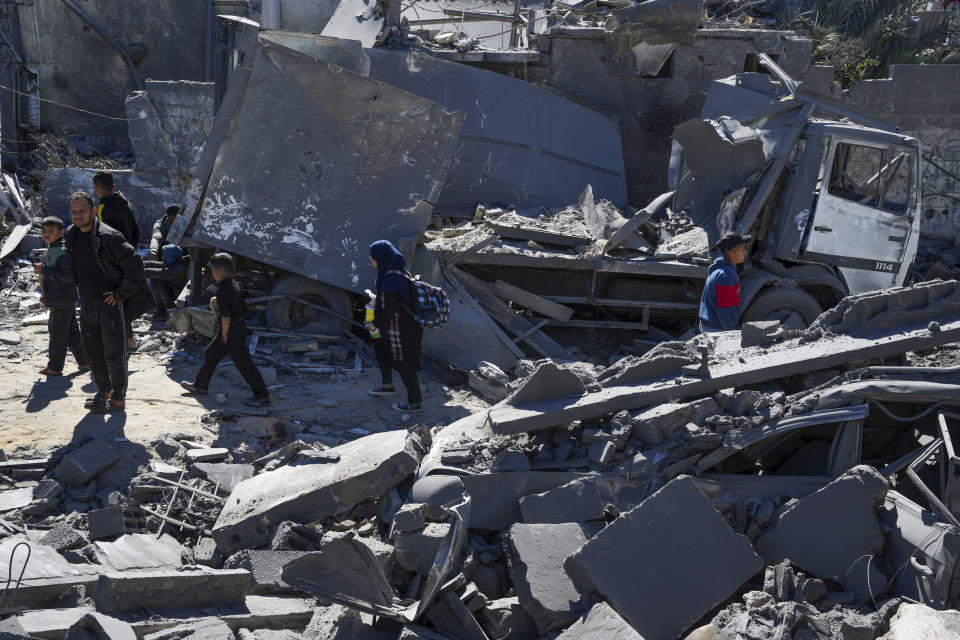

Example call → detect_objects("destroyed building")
0 0 959 639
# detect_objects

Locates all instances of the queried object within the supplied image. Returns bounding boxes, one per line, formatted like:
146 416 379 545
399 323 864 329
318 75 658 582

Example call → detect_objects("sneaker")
243 396 271 408
368 385 396 396
180 381 208 395
392 402 421 412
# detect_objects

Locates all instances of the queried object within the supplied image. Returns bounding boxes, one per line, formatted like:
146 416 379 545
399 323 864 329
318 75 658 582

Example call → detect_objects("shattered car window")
827 142 883 206
878 152 914 214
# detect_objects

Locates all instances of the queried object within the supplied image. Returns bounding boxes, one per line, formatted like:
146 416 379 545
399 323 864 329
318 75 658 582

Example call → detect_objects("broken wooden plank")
543 318 650 330
447 266 574 361
488 222 590 248
492 280 575 322
443 269 526 360
542 296 699 312
603 190 672 254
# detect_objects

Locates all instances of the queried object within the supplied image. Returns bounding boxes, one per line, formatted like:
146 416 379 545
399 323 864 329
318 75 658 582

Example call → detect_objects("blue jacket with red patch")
699 257 741 332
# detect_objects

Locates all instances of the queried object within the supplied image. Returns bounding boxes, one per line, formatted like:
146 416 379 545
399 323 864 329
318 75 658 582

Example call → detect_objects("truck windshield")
827 142 914 214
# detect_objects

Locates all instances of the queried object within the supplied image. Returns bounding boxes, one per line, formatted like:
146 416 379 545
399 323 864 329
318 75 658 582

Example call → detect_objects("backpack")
386 270 451 329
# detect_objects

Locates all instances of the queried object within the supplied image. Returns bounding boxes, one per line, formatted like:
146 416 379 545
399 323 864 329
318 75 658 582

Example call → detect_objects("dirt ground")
0 306 489 460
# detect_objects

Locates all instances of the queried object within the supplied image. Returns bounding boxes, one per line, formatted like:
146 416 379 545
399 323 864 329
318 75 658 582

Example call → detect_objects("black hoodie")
98 191 140 247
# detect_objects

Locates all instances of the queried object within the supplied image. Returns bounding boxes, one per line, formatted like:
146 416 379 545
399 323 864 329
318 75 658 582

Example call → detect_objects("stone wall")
16 0 208 154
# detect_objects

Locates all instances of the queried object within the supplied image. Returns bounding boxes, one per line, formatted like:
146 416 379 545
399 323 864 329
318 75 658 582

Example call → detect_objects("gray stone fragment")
588 441 615 465
193 537 222 568
480 597 539 640
492 450 531 472
55 440 118 486
94 534 185 571
191 463 254 492
555 601 643 640
409 475 464 521
87 506 125 540
185 448 228 463
879 603 960 640
93 568 250 613
142 617 235 640
565 477 763 640
223 550 308 594
302 604 362 639
65 612 136 640
33 479 62 501
755 465 888 602
395 523 450 575
519 477 604 524
391 503 426 533
0 331 20 345
213 428 430 553
509 362 586 406
741 320 783 347
506 522 588 632
40 522 87 552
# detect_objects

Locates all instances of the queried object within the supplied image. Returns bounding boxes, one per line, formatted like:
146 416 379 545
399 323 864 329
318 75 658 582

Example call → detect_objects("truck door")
802 139 917 294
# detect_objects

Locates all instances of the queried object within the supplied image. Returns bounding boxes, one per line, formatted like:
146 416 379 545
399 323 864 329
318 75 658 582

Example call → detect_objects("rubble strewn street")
0 0 959 638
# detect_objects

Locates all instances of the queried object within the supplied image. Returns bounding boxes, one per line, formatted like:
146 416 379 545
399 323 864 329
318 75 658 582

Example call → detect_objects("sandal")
39 367 62 376
84 392 110 410
91 398 125 414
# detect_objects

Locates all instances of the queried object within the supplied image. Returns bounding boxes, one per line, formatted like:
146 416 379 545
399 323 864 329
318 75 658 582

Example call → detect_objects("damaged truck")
170 21 922 371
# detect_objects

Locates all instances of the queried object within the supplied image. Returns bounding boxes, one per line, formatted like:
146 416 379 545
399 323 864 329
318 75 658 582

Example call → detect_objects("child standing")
180 253 270 407
35 216 89 376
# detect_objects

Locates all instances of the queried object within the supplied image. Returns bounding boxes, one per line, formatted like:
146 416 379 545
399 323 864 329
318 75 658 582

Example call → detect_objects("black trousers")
80 302 128 399
149 280 178 313
194 332 268 398
47 307 88 371
374 338 422 404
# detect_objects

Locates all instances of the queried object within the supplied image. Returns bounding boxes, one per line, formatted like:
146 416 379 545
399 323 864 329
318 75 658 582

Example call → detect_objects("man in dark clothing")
699 232 750 333
34 216 89 376
94 171 141 350
367 239 423 412
144 245 189 318
148 205 182 261
65 192 154 413
180 253 270 408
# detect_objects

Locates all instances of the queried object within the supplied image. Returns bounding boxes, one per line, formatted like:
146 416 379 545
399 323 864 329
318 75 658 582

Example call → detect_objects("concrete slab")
142 617 234 639
519 478 605 524
489 310 960 434
191 463 254 493
55 440 118 486
213 428 430 553
506 522 588 632
395 523 450 575
93 568 251 614
461 472 586 531
223 550 307 595
88 506 125 540
65 612 136 640
565 477 763 640
555 602 644 640
93 534 185 571
755 465 889 601
879 603 960 640
0 488 34 513
0 537 100 613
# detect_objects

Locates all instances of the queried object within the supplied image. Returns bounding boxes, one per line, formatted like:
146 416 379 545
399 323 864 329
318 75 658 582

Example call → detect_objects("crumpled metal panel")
189 36 465 293
365 49 628 212
607 0 703 45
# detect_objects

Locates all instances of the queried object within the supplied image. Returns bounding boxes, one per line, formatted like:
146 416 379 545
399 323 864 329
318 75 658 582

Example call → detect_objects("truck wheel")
742 287 822 330
266 276 353 336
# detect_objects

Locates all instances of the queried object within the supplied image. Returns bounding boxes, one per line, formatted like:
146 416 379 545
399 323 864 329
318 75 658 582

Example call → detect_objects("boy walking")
34 216 89 376
181 253 270 408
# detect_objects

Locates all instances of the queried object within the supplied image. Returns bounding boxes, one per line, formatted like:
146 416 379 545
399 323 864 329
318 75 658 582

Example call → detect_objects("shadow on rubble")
23 371 96 413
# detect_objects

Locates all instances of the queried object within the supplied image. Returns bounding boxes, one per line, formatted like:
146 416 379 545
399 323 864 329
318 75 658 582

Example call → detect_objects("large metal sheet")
189 36 465 293
365 49 628 213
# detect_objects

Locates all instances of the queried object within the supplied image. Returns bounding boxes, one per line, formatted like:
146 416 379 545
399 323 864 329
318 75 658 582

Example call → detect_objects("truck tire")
742 287 822 330
266 276 353 336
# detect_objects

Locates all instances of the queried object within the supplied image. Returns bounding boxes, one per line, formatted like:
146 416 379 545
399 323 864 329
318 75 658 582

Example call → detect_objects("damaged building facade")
0 0 959 639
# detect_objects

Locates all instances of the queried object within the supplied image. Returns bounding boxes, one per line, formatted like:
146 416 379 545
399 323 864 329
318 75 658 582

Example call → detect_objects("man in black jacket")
148 205 182 261
34 216 89 376
93 171 142 349
65 192 154 413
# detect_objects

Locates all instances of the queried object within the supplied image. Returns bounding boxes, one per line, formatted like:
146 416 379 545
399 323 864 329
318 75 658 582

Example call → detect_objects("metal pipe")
205 0 214 82
261 0 281 29
59 0 144 91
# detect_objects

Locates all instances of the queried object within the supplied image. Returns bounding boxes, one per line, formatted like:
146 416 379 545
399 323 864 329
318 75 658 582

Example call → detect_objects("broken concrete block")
588 441 615 465
55 440 118 486
462 472 584 531
555 601 644 640
468 371 510 403
506 522 588 632
93 567 251 613
391 503 426 533
427 591 488 640
409 472 464 522
191 463 254 492
519 477 604 524
142 617 235 640
629 399 718 447
94 534 185 572
0 331 20 345
740 320 783 348
493 449 531 472
755 465 889 602
185 448 229 463
40 522 87 553
223 550 307 595
193 537 222 568
65 612 136 640
87 506 125 540
480 597 540 640
471 561 509 600
395 523 450 575
302 604 364 640
509 362 586 406
565 477 763 640
879 603 960 640
33 479 62 501
213 428 430 553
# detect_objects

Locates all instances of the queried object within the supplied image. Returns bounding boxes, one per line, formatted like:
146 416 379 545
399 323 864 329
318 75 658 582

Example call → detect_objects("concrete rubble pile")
0 282 958 638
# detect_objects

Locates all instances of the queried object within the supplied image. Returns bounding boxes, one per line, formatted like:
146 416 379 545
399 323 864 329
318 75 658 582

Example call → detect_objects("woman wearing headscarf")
367 240 423 411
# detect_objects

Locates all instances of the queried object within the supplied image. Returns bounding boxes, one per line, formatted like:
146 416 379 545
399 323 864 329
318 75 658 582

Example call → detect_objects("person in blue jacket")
699 232 750 333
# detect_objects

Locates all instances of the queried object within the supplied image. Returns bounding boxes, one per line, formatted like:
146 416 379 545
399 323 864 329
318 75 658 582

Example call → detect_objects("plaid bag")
386 270 451 329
